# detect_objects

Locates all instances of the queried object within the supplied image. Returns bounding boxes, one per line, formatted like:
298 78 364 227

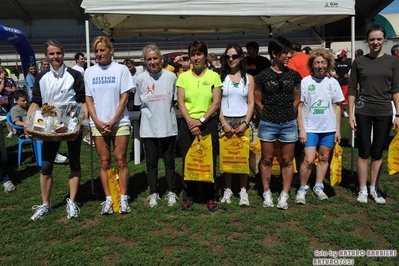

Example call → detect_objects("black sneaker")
207 200 218 212
181 200 193 210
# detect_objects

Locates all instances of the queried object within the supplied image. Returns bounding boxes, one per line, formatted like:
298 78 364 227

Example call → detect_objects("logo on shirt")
310 99 330 114
92 76 116 85
328 84 333 91
308 84 316 91
145 84 155 95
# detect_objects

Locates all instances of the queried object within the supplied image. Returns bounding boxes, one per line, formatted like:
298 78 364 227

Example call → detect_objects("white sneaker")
238 188 249 206
119 196 131 214
313 186 328 200
101 199 113 215
6 132 13 138
370 190 386 205
147 193 160 208
277 192 289 210
262 190 274 207
66 198 80 219
221 188 233 204
54 153 67 164
30 204 52 221
356 191 368 203
3 180 16 192
295 188 308 205
343 111 349 118
164 192 178 207
83 136 95 147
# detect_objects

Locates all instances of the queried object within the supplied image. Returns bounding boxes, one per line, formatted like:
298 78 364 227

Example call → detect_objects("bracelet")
221 122 228 127
395 114 399 118
242 120 250 127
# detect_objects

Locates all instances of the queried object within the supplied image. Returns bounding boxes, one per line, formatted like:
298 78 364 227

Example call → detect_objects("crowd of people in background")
1 24 399 221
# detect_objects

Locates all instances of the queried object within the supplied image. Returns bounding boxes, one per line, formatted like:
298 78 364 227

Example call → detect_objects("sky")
380 0 399 14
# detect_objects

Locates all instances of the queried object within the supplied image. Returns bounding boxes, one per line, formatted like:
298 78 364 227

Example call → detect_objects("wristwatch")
199 116 206 124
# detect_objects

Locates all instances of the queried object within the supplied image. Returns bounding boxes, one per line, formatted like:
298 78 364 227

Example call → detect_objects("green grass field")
1 121 398 266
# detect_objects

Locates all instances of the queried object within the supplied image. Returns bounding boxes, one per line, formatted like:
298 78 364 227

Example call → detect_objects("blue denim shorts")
305 132 335 148
258 120 298 142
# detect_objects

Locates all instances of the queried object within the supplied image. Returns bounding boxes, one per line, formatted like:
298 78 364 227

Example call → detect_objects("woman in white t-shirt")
84 36 134 215
134 44 178 208
296 48 344 205
219 43 254 206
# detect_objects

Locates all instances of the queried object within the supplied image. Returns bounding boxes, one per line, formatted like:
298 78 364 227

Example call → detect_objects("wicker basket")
26 126 84 142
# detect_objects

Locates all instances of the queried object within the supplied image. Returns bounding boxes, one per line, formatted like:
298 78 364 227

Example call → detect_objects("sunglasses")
226 54 240 60
277 74 284 89
48 52 63 56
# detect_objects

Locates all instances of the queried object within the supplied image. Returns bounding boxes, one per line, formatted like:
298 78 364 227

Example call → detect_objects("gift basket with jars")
26 102 86 141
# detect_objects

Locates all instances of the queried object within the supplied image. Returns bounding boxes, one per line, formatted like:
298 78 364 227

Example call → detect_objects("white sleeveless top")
221 74 249 117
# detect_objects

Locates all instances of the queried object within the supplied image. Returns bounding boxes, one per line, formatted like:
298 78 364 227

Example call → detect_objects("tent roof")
81 0 355 37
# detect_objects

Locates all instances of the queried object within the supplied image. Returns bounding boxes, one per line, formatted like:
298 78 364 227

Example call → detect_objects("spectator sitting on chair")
0 66 17 138
10 90 29 139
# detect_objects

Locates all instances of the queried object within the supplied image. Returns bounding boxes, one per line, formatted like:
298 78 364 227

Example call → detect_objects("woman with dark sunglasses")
254 36 302 210
219 43 254 206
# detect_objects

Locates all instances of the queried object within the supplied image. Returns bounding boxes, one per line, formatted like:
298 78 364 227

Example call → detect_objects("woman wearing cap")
254 36 302 210
134 44 179 208
348 25 399 205
219 43 254 206
177 40 222 212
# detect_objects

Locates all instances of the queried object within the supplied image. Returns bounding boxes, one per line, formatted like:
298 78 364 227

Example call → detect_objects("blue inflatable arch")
0 24 36 78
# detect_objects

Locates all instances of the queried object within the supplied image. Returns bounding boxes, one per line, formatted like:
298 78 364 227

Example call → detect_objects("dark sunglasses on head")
226 54 240 60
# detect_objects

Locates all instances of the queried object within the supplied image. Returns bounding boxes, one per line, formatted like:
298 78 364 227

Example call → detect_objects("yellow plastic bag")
184 134 214 183
219 129 250 174
107 167 121 212
272 141 298 175
329 143 343 186
387 130 399 175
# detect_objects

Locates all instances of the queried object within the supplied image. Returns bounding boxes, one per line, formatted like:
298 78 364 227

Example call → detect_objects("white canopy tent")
81 0 355 37
81 0 357 176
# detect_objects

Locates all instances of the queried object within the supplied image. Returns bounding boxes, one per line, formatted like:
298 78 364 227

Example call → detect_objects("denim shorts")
258 119 298 142
305 132 335 148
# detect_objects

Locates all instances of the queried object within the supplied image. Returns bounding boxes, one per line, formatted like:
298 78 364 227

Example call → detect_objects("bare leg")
280 142 295 193
260 141 275 191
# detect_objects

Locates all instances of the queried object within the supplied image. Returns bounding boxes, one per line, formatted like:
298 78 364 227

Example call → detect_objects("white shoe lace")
221 189 233 204
263 191 274 207
164 192 178 206
119 196 131 213
66 198 80 219
239 190 249 206
101 200 113 214
147 193 160 207
30 204 51 221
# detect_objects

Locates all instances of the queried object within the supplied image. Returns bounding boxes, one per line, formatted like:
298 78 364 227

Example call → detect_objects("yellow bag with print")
220 129 250 174
387 130 399 175
329 143 343 187
184 134 214 183
272 141 298 175
107 167 121 212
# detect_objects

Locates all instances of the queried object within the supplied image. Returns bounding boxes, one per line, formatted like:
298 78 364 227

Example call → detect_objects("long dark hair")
220 43 247 85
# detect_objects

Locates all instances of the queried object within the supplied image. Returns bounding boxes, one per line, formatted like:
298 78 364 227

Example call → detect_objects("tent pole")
350 15 355 176
85 13 95 194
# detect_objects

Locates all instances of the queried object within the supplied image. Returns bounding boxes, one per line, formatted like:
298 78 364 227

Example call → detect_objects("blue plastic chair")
6 113 42 167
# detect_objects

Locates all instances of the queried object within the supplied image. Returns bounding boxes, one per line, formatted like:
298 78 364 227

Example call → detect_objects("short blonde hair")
307 48 335 74
91 36 114 51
